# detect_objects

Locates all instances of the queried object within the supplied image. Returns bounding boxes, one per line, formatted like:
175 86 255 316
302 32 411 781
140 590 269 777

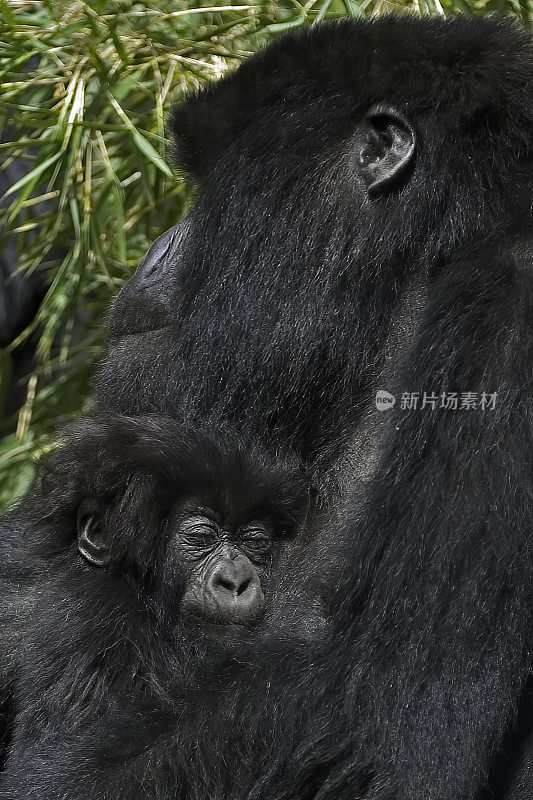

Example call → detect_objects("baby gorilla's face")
171 501 275 627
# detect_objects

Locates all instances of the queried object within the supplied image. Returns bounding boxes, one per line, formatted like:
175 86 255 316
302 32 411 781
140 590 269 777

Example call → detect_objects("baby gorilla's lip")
184 602 267 629
181 594 268 630
181 608 267 632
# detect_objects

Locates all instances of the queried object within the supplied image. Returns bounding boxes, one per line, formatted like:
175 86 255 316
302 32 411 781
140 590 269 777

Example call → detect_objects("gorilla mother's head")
97 15 533 477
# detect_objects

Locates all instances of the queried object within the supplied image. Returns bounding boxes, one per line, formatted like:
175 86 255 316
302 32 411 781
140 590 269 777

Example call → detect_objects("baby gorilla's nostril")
216 575 251 596
236 578 251 596
217 577 236 593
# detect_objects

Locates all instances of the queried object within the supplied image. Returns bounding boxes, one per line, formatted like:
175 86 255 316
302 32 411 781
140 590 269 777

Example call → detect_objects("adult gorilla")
2 14 533 800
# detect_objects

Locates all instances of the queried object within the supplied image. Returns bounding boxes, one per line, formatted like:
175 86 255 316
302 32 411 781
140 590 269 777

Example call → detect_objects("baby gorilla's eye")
238 524 272 558
178 515 219 548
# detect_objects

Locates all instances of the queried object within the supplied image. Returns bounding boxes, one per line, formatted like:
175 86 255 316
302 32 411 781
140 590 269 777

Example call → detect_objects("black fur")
1 14 533 800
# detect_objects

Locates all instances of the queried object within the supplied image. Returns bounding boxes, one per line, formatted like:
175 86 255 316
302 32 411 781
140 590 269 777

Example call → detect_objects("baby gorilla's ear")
77 501 112 568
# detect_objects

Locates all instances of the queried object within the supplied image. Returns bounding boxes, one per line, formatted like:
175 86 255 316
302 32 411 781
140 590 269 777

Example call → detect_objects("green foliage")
0 0 530 511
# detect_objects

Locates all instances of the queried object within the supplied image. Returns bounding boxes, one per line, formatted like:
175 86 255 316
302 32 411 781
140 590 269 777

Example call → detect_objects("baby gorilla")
1 415 313 799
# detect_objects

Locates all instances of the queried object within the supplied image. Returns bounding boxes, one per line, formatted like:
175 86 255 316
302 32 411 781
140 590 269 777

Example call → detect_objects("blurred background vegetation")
0 0 531 511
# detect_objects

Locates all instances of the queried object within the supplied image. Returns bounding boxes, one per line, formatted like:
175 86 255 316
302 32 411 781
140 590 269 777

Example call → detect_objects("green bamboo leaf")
108 91 173 177
131 130 173 178
314 0 335 22
341 0 364 16
2 151 62 198
260 17 307 34
0 0 16 25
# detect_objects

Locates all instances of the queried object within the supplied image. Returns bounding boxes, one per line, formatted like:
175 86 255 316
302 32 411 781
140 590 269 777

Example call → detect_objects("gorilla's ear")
77 502 112 568
359 104 416 197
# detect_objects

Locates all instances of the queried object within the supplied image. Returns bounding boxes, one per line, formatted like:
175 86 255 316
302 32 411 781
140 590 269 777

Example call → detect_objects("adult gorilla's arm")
324 236 533 800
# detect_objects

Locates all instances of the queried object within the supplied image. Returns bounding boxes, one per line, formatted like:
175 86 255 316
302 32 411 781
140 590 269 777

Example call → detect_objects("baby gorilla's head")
37 414 309 630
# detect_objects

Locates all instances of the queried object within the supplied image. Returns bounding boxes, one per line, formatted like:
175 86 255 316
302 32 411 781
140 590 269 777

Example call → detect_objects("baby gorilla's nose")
207 555 264 625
